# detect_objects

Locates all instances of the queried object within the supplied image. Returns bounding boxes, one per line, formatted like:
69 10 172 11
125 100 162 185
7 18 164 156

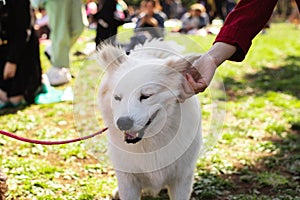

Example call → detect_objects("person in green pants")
45 0 84 86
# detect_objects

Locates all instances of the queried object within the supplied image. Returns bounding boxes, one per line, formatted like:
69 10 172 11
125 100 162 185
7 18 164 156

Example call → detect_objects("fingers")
3 71 14 80
186 73 208 93
178 53 218 102
3 62 17 80
3 72 8 80
178 74 195 102
178 73 208 103
3 70 14 80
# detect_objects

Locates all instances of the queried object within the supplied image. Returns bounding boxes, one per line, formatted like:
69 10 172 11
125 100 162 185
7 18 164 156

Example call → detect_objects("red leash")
0 127 108 145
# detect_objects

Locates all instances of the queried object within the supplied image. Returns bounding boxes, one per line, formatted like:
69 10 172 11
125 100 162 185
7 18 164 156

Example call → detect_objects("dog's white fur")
98 39 202 200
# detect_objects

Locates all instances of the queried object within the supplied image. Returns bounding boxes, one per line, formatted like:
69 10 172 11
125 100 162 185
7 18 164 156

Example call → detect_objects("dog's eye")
140 94 152 101
114 95 122 101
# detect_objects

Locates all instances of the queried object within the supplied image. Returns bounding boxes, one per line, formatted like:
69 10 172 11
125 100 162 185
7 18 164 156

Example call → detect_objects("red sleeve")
214 0 278 61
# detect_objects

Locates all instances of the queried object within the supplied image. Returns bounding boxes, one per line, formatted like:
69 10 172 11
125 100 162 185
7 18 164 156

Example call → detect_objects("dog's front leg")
116 172 141 200
168 174 194 200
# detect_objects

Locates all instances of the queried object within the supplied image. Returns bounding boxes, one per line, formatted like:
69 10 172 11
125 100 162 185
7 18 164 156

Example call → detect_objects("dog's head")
98 40 200 144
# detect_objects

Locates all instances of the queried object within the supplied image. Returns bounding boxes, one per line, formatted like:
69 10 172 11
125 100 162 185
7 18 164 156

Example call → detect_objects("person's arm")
92 8 104 20
179 42 236 100
181 0 279 100
143 14 159 27
93 0 116 20
155 13 164 28
215 0 278 61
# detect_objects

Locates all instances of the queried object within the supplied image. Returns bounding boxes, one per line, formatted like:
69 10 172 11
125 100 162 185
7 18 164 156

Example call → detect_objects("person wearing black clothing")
93 0 129 47
0 0 42 108
124 0 165 52
135 0 165 38
132 0 165 43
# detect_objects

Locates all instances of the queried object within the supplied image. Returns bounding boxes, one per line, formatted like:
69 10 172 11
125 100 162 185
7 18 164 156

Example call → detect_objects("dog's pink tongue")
125 131 138 138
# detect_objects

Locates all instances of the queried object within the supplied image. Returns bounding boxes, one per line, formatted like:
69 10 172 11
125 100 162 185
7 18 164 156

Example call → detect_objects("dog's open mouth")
124 118 152 144
123 110 158 144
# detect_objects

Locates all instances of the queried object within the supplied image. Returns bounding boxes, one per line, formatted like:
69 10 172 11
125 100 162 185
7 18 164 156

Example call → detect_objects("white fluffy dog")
97 39 202 200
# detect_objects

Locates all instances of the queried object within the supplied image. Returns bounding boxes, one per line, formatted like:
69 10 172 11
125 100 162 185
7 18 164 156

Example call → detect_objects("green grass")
0 23 300 199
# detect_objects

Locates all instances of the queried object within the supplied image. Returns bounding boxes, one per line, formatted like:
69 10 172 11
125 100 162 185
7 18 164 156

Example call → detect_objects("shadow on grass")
0 105 27 116
224 55 300 100
142 130 300 200
192 129 299 200
139 129 300 200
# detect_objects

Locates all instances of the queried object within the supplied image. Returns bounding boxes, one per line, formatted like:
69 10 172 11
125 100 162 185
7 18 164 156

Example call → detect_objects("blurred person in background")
34 8 50 39
93 0 129 46
44 0 84 86
86 0 98 29
125 0 165 52
135 0 165 37
176 3 209 34
0 0 42 108
288 0 300 28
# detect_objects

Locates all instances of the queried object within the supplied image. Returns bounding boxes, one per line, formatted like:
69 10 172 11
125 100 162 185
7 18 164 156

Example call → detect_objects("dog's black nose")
116 117 134 130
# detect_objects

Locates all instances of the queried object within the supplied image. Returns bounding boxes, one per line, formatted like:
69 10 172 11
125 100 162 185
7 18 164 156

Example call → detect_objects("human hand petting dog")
180 42 237 101
3 62 17 80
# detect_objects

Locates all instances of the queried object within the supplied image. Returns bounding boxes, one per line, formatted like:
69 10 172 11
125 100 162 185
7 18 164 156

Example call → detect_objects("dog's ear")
96 44 127 72
164 54 202 100
165 54 200 73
